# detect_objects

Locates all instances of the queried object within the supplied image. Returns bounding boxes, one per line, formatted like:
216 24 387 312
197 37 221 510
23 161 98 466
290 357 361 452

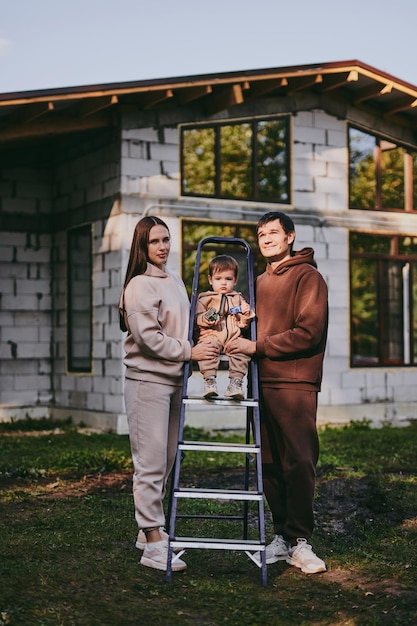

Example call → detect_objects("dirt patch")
0 470 132 499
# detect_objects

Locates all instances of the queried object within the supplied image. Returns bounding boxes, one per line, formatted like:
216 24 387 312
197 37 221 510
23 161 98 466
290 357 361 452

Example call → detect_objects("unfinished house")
0 60 416 432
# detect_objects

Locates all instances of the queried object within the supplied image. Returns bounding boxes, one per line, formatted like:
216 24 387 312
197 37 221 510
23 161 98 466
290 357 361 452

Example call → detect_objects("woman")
119 216 219 572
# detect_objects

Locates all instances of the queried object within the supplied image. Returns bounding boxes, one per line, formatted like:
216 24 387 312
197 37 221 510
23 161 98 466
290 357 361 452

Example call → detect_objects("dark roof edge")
1 59 415 101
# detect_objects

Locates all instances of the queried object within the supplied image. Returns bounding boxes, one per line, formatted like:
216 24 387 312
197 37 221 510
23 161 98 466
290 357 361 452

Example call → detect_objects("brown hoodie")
255 247 328 391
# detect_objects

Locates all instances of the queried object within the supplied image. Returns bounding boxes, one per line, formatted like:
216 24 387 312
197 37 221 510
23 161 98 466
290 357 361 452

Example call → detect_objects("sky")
0 0 416 94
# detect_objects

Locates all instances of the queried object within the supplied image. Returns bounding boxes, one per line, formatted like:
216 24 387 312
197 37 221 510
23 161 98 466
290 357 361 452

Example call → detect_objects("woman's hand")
191 339 220 361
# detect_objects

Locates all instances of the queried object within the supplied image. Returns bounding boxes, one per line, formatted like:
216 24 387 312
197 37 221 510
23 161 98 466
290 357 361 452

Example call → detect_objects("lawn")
0 417 416 626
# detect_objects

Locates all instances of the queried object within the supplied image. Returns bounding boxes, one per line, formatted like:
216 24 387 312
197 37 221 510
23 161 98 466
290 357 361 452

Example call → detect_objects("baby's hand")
240 301 251 316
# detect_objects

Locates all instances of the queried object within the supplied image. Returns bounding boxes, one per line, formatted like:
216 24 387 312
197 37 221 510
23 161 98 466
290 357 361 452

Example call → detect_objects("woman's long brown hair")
119 216 170 331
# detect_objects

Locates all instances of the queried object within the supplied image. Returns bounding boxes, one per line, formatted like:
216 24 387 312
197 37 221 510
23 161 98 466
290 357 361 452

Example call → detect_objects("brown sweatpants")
260 386 319 543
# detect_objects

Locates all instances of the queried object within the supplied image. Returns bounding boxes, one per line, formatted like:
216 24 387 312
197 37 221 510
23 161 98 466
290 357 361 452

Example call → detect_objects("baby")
195 254 255 399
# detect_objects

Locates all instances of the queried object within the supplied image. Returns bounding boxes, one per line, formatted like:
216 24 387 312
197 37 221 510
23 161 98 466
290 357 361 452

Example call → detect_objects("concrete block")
2 197 37 213
293 190 327 210
315 145 346 164
315 176 346 194
14 375 49 391
129 141 147 159
326 192 347 212
293 111 314 127
313 111 344 131
327 129 346 148
2 326 39 343
293 158 327 178
327 161 347 180
16 279 51 295
75 377 93 392
17 342 51 358
293 127 326 145
150 143 178 161
146 175 178 197
163 128 178 144
293 142 314 160
104 393 124 413
293 174 314 192
88 393 105 411
122 128 159 141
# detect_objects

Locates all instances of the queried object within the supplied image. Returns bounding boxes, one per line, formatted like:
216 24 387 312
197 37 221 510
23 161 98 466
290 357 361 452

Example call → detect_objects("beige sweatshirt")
120 263 192 385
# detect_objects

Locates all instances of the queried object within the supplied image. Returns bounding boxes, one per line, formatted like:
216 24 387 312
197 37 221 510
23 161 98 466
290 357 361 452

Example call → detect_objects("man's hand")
226 337 256 356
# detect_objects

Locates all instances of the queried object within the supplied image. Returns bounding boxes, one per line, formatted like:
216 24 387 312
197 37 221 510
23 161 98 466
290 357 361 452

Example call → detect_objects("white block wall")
1 106 417 432
0 158 53 415
51 135 125 422
292 111 347 214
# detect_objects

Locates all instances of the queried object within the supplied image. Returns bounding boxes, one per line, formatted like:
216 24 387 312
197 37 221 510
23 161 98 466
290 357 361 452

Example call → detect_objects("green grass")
0 418 416 625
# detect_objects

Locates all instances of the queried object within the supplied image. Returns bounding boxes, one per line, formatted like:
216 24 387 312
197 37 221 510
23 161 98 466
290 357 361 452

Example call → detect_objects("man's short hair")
257 211 295 236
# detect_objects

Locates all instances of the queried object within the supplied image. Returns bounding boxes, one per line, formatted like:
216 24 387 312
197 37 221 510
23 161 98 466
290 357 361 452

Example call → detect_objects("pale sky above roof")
1 0 415 94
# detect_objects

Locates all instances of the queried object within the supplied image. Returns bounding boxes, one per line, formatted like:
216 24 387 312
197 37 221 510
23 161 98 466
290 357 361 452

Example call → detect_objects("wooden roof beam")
139 89 174 109
176 84 212 105
77 95 118 117
353 83 391 104
287 74 323 94
318 71 354 92
14 101 55 124
205 84 244 115
246 78 287 98
384 95 417 117
0 113 111 143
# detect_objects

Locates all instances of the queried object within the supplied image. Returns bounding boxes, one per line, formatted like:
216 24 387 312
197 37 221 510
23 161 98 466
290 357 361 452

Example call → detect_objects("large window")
67 224 93 373
181 116 290 204
350 232 417 366
349 126 417 212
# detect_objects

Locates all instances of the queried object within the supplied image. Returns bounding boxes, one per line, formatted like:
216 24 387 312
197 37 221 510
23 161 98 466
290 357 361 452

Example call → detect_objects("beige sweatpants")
124 377 182 531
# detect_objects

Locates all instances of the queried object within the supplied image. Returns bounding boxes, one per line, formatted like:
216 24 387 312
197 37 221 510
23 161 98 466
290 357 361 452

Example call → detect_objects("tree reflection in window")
181 116 289 204
350 232 417 366
349 126 415 211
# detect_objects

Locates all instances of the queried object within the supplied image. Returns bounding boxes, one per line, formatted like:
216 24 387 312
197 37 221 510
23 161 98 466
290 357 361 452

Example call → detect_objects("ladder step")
179 441 260 453
183 397 258 407
175 488 263 501
170 537 265 551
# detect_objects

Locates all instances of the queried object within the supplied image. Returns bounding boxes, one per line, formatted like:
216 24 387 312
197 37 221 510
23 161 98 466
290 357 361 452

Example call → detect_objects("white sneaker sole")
286 555 326 574
140 555 187 572
253 551 288 565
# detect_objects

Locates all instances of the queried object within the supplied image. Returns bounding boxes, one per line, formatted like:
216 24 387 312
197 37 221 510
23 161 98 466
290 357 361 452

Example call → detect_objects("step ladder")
166 237 267 585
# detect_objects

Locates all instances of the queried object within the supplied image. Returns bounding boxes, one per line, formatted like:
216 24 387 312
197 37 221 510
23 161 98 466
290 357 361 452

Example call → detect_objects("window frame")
180 115 291 205
348 124 417 213
67 223 93 374
349 231 417 367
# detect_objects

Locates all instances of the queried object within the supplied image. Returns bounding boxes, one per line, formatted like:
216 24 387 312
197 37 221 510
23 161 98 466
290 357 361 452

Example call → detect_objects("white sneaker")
286 538 326 574
203 376 218 398
224 377 244 400
253 534 290 565
140 539 187 572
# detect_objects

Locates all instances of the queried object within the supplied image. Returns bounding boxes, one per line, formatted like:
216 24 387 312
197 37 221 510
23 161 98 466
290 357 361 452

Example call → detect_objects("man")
226 211 328 574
